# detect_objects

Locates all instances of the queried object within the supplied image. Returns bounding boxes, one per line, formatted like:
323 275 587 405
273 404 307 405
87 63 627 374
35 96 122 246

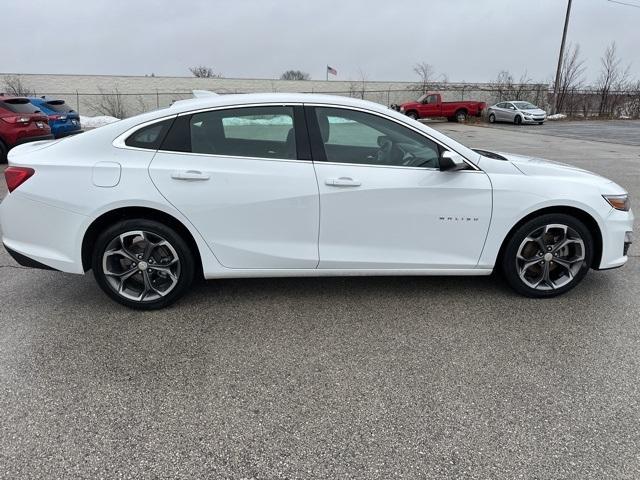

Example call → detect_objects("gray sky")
4 0 639 83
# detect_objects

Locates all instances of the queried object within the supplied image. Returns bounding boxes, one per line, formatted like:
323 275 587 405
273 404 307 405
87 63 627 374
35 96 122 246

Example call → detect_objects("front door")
308 106 492 269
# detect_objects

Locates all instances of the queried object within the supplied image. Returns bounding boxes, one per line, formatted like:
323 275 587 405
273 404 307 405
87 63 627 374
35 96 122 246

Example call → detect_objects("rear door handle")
325 177 361 187
171 170 210 181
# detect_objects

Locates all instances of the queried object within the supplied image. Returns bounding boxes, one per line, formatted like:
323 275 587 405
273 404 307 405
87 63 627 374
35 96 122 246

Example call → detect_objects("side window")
426 94 437 104
190 106 296 159
507 103 516 110
314 107 441 168
497 103 506 109
125 118 174 150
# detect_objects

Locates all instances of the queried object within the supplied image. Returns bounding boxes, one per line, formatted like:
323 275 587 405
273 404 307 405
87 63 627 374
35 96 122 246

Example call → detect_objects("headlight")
400 107 405 112
603 194 630 211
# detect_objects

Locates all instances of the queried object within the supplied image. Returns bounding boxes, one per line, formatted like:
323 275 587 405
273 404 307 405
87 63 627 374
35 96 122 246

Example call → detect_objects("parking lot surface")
479 119 640 146
0 122 638 479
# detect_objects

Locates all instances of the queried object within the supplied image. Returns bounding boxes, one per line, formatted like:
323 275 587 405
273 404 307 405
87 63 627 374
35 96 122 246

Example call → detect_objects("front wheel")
501 214 593 298
92 219 195 309
514 115 522 125
405 111 419 120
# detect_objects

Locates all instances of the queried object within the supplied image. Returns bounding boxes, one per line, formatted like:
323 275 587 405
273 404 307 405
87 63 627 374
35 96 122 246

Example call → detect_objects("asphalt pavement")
0 122 638 479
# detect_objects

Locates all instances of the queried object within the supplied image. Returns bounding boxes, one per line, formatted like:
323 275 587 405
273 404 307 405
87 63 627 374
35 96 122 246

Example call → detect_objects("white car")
0 94 633 309
487 101 547 125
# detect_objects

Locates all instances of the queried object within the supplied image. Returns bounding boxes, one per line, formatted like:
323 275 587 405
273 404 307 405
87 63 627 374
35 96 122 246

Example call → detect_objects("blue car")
28 97 83 139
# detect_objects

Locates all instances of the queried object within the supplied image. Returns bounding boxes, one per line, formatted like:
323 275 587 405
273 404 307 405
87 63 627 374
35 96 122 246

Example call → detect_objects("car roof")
167 92 391 115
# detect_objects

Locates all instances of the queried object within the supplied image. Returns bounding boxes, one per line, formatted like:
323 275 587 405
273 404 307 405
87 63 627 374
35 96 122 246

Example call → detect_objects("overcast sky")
4 0 639 83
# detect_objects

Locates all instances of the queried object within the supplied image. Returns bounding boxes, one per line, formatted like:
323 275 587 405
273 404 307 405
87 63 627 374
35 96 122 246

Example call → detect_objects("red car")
0 95 53 162
398 93 486 122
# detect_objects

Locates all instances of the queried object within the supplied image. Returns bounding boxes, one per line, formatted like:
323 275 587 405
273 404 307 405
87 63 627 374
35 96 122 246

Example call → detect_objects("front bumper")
596 208 634 270
522 116 546 124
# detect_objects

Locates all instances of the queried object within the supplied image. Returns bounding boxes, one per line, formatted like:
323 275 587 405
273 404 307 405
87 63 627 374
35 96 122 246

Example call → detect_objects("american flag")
327 65 337 76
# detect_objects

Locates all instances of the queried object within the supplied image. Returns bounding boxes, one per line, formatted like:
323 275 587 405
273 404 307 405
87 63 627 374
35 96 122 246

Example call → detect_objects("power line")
608 0 640 9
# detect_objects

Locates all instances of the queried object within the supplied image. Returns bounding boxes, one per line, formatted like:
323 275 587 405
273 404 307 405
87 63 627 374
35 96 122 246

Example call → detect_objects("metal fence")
29 84 640 119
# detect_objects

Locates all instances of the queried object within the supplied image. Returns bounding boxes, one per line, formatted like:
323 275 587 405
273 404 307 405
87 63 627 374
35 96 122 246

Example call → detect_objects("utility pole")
552 0 572 114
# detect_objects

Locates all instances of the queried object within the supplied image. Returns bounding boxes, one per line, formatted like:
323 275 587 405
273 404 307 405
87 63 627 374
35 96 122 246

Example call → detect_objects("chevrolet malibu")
0 94 633 309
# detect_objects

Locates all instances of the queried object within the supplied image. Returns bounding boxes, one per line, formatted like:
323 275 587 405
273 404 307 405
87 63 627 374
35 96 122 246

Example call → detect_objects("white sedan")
0 94 633 309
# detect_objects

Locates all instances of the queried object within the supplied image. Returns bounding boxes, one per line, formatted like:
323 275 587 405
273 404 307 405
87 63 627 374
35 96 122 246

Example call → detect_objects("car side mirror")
440 151 468 171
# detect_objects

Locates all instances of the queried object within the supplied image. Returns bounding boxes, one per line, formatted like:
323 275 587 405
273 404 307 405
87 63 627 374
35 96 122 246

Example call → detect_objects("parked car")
0 93 633 309
0 95 53 162
397 93 486 122
28 96 83 138
487 101 547 125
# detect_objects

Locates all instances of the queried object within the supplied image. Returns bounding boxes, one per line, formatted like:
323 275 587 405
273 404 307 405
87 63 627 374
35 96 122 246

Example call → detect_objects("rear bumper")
4 244 58 271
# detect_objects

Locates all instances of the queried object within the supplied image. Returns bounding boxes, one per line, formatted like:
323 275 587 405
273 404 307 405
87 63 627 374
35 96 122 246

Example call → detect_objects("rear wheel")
0 141 7 164
488 113 496 124
92 219 195 309
501 214 593 298
455 109 467 123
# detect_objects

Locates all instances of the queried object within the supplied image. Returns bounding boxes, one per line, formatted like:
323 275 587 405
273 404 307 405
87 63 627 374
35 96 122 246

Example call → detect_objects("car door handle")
171 170 210 181
325 177 361 187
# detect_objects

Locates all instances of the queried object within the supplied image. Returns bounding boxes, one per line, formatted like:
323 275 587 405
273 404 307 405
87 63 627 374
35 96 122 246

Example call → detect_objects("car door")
504 102 517 122
418 94 440 117
494 103 508 121
307 105 492 269
148 104 320 269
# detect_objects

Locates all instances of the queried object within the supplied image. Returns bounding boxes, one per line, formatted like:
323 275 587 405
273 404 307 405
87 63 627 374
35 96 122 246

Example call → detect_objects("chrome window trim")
112 101 481 172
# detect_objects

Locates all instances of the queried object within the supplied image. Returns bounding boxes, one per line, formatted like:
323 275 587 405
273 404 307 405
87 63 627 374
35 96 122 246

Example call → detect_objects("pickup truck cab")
399 93 486 122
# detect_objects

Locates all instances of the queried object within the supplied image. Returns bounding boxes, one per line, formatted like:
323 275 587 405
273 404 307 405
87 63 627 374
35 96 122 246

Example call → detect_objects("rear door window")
189 106 297 159
125 118 174 150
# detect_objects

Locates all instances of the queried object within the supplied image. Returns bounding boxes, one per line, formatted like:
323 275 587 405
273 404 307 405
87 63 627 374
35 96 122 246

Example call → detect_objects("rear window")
125 118 174 149
1 98 40 114
46 100 74 113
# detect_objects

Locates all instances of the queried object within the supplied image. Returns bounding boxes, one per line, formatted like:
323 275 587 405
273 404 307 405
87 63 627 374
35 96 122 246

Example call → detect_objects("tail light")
49 115 67 121
4 167 35 193
0 116 31 124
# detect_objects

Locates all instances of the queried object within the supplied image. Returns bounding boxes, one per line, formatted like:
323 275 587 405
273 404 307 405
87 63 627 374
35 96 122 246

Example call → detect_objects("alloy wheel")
516 223 586 291
102 230 181 302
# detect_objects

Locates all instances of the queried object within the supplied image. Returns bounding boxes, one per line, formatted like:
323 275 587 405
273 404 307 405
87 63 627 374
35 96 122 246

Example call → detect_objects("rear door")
148 105 320 269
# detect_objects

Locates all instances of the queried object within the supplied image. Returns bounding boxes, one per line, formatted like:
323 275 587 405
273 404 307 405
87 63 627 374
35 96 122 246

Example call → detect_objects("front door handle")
325 177 361 187
171 170 210 181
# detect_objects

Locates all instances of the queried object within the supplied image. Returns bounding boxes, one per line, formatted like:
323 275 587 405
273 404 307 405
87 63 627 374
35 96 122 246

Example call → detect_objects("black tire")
446 117 455 122
0 140 7 164
514 115 522 125
92 218 195 310
406 111 419 120
455 109 467 123
488 113 496 124
501 213 593 298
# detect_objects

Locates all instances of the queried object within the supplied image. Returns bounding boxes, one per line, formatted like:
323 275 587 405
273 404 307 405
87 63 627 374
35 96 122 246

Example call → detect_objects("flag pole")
326 65 328 82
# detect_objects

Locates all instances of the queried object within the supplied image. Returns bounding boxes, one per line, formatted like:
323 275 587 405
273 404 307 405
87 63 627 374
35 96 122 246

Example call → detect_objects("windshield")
417 93 428 103
513 102 537 110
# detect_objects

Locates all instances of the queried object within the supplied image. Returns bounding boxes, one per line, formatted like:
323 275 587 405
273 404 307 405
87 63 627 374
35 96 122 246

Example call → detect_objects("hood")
519 108 546 115
494 151 624 191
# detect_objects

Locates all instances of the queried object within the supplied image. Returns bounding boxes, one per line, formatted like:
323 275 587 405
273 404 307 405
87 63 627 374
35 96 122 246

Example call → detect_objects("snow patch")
80 115 120 129
547 114 567 120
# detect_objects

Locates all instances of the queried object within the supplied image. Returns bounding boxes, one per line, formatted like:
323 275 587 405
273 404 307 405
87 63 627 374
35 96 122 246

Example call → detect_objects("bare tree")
596 42 630 117
554 43 585 114
91 87 128 118
280 70 310 81
189 66 222 78
348 69 368 100
3 75 35 96
412 62 437 94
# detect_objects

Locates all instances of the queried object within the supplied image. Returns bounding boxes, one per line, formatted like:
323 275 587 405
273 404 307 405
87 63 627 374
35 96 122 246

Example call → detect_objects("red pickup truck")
398 93 486 122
